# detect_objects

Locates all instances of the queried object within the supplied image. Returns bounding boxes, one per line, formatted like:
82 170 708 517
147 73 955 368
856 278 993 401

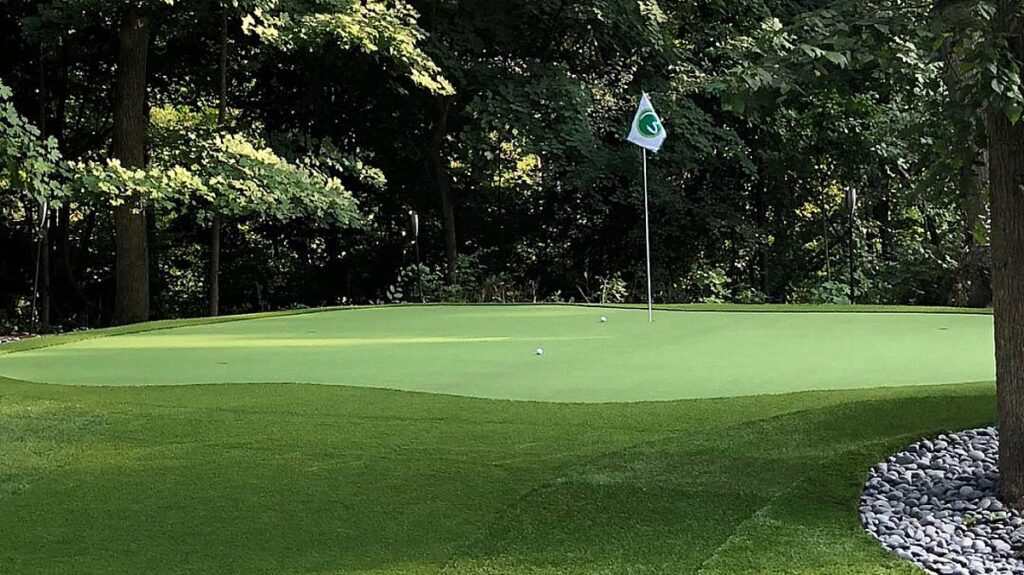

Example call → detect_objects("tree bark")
871 173 896 262
111 8 151 325
429 97 458 282
39 223 51 327
53 37 68 145
209 215 221 316
989 0 1024 511
921 201 943 247
848 188 856 304
821 192 832 282
51 40 74 322
209 4 229 317
55 204 86 316
955 166 991 307
753 182 769 295
940 35 992 308
37 42 51 327
218 5 228 125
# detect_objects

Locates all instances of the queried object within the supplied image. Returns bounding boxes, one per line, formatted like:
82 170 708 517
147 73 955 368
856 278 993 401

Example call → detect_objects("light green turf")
0 305 994 401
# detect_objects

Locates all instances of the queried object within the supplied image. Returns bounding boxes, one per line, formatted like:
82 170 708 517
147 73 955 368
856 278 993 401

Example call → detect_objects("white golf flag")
627 93 666 153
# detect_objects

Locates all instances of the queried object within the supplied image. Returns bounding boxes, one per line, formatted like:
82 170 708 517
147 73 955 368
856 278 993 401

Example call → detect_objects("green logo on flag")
627 94 666 152
638 110 663 138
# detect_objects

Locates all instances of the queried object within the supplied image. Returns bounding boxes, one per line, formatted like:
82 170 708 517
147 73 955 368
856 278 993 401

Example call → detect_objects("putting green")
0 305 994 401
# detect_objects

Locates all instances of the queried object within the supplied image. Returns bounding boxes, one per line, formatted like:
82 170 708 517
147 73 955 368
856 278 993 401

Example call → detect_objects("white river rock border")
861 427 1024 575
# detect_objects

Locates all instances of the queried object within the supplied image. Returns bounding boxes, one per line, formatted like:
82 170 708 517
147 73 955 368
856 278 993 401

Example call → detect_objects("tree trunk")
956 167 991 307
209 215 221 316
37 42 51 327
848 188 856 304
954 151 991 307
989 0 1024 511
38 41 47 135
218 5 228 125
939 31 992 307
55 204 86 316
921 201 943 247
39 223 51 327
821 192 832 282
440 178 457 282
51 41 74 323
54 37 68 145
429 97 458 282
209 4 228 317
111 8 151 325
753 182 769 295
871 173 896 262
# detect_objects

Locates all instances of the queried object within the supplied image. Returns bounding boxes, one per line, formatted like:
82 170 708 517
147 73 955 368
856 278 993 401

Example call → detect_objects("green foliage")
1 0 1018 325
68 159 201 210
243 0 453 95
796 279 853 305
0 81 64 209
676 265 733 304
70 106 361 228
597 273 629 304
193 132 361 225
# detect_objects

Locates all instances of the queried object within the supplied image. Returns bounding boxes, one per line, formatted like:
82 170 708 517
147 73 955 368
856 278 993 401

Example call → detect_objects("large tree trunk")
111 8 151 325
989 0 1024 511
209 4 229 317
428 97 458 282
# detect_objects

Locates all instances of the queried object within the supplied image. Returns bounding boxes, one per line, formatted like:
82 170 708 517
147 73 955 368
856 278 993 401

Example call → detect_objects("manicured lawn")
0 305 998 574
0 305 995 401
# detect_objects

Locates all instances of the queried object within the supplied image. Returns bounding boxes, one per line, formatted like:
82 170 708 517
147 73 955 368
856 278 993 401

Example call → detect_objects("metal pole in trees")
30 200 50 332
410 210 423 302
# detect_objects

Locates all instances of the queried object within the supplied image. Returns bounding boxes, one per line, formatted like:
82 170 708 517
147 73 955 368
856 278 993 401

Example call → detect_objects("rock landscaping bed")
861 427 1024 575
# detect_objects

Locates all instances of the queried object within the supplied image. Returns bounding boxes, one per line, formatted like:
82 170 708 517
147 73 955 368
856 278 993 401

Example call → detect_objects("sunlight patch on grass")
72 335 520 349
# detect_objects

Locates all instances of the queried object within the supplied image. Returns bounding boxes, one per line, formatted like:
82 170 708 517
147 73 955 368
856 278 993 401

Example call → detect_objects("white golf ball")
535 347 544 356
600 316 608 323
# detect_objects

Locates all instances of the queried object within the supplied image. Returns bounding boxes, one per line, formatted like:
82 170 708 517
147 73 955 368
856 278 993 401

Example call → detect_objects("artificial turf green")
0 305 999 574
0 305 995 401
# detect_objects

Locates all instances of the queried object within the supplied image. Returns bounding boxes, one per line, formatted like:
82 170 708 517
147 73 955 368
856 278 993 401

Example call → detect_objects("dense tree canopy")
0 0 1018 327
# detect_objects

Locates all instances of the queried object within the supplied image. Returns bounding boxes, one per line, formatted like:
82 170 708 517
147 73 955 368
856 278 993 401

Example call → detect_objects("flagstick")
642 148 653 323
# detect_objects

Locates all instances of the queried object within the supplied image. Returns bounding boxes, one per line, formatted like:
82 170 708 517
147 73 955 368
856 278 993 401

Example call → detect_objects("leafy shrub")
675 266 731 303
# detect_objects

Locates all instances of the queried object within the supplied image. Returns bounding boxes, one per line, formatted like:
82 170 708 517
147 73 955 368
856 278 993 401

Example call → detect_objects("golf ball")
600 316 608 323
535 347 544 356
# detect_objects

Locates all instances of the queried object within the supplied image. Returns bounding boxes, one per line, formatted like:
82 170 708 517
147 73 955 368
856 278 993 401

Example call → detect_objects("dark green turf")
0 305 995 401
0 377 991 574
